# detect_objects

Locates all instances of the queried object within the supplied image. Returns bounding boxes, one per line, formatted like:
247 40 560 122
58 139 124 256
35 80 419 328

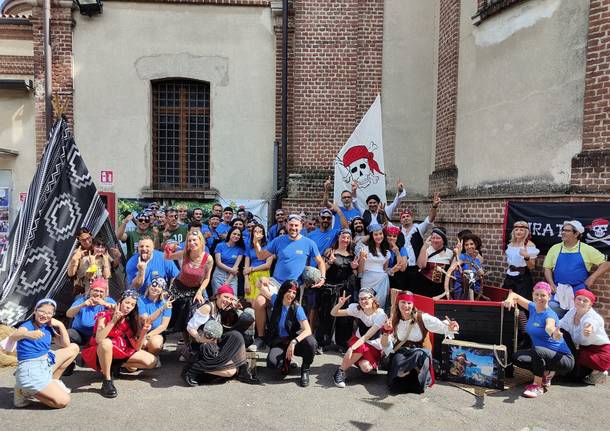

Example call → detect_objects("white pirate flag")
0 118 123 326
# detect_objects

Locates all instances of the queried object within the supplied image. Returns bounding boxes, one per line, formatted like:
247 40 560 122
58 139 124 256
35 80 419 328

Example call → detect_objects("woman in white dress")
356 223 391 309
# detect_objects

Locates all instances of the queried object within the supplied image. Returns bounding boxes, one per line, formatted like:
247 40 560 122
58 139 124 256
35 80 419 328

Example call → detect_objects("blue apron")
553 242 589 293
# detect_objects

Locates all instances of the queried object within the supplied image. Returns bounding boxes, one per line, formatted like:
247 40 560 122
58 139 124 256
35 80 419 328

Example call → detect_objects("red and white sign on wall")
19 192 27 203
100 170 114 186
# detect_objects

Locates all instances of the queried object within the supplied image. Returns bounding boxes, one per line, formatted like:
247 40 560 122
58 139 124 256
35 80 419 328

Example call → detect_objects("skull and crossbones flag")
504 201 610 259
0 118 123 326
334 95 386 209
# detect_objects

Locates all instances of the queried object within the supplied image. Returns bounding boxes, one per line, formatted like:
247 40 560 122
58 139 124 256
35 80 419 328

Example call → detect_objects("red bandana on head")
342 145 384 175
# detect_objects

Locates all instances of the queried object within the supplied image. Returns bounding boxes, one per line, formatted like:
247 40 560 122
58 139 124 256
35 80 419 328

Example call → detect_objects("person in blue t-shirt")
211 227 246 296
216 206 234 239
138 276 173 356
267 208 286 242
10 298 79 409
66 278 116 345
504 281 575 399
321 177 361 228
126 236 180 294
250 214 326 350
261 280 317 387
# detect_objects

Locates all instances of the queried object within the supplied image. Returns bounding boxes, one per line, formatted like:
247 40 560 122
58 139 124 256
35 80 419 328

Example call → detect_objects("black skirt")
502 271 533 300
185 330 247 376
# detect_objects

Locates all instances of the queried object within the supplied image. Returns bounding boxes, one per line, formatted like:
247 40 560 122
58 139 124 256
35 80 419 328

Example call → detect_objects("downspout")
271 0 289 220
44 0 52 133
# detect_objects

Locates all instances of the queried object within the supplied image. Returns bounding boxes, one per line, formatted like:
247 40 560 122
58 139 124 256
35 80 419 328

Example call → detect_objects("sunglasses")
320 216 332 220
562 228 575 233
137 218 150 223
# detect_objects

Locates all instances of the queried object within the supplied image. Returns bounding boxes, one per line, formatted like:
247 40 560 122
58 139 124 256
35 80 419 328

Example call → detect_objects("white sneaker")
13 388 32 408
54 379 71 394
246 343 258 352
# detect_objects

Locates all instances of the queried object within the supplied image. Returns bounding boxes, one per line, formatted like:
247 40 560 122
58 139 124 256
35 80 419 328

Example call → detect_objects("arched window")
152 79 210 189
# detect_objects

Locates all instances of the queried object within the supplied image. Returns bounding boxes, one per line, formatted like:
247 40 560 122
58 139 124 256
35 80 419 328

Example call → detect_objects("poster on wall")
0 187 9 267
504 201 610 259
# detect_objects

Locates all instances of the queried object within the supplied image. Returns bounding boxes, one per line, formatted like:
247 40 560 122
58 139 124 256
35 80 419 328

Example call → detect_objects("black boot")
300 366 310 387
236 363 261 385
181 365 199 387
101 379 117 398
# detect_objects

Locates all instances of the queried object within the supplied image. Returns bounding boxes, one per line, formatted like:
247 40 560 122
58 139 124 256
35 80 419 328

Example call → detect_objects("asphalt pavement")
1 338 609 431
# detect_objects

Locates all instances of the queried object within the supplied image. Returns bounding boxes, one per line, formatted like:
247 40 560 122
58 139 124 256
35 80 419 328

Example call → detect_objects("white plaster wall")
455 0 589 191
0 38 32 56
0 89 36 222
382 0 439 197
73 3 276 200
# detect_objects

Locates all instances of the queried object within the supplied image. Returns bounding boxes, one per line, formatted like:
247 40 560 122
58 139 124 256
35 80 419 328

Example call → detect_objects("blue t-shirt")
389 246 408 267
246 245 267 268
271 293 307 337
307 228 340 268
126 250 181 294
265 235 321 283
267 224 282 242
205 229 220 250
16 320 53 361
215 242 245 267
70 296 116 338
137 296 172 330
526 303 571 354
242 230 251 247
216 222 231 237
334 206 360 228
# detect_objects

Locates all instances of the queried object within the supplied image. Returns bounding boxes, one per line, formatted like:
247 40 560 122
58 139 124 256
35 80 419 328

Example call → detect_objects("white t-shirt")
356 243 390 273
505 245 539 276
559 308 609 347
401 217 432 266
346 303 387 350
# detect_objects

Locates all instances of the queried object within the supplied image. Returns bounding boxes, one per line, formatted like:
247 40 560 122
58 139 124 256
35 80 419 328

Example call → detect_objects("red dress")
81 310 138 371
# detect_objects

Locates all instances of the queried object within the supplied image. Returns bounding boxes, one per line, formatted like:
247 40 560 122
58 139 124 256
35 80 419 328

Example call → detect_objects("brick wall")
0 54 33 74
286 0 384 189
31 5 73 161
0 21 32 40
570 0 610 192
429 0 460 196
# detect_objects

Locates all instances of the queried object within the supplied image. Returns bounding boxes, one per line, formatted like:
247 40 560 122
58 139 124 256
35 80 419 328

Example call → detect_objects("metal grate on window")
152 79 210 189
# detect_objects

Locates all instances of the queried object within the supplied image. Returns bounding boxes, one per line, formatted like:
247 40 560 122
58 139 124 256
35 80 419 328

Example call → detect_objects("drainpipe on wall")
270 0 289 222
44 0 52 133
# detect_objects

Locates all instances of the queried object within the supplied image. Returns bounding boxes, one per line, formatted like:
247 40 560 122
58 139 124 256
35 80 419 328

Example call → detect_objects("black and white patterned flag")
0 118 122 326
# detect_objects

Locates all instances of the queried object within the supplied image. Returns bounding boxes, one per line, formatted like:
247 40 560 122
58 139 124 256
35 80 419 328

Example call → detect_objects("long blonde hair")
510 221 534 247
185 231 205 260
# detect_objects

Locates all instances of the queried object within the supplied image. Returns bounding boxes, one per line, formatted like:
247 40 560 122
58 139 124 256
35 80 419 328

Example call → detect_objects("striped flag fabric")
0 118 122 326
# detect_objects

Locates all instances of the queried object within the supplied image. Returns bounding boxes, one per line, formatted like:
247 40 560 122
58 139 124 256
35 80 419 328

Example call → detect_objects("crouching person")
263 280 317 387
81 290 158 398
181 285 260 386
11 298 79 408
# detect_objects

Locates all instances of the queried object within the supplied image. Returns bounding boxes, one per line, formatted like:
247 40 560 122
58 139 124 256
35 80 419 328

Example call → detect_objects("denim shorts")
14 355 53 395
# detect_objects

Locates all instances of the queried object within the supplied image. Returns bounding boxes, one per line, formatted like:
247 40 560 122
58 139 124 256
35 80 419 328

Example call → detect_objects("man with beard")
353 178 406 228
126 236 179 294
267 208 287 242
160 208 188 246
251 215 326 349
321 178 360 227
192 208 205 224
350 216 367 245
307 206 348 266
400 192 441 290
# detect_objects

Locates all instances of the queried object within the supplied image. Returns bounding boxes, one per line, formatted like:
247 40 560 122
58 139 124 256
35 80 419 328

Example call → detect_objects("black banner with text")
504 201 610 259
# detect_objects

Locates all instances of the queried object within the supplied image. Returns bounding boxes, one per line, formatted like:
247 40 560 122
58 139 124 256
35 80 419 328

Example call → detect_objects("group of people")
7 181 610 408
